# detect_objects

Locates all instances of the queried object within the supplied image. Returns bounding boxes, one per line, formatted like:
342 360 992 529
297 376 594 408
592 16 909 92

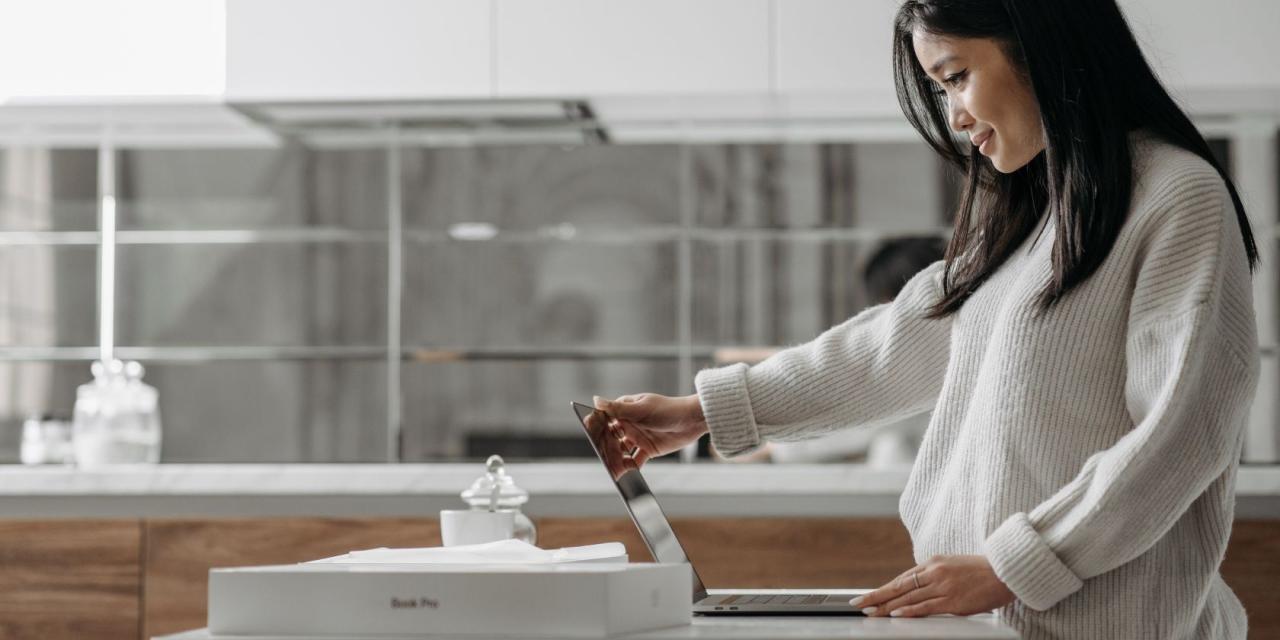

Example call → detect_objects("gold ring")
912 571 921 589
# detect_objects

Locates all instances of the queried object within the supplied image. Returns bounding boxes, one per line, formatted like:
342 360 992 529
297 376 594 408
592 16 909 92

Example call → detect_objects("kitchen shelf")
0 344 716 363
0 228 386 246
402 226 950 244
0 231 101 246
0 345 385 362
2 344 1274 363
0 226 952 247
406 345 714 362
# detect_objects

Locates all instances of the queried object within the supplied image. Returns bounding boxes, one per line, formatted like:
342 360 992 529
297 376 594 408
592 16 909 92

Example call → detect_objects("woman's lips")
974 130 994 154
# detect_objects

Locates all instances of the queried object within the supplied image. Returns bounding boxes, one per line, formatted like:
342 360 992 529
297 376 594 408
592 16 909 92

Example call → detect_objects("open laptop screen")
571 401 709 601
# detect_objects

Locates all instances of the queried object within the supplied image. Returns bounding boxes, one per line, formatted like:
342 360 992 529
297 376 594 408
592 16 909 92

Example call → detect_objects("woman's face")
912 30 1046 173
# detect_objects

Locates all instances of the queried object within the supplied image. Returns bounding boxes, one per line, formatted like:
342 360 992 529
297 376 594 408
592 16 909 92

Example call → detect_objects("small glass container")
20 414 74 465
72 359 162 467
460 455 536 545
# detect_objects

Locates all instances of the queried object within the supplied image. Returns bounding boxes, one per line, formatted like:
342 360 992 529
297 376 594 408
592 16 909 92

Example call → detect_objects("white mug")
440 509 516 547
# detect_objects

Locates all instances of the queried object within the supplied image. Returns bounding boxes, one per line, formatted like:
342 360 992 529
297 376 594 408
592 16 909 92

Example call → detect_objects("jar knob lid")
486 454 505 475
461 454 529 507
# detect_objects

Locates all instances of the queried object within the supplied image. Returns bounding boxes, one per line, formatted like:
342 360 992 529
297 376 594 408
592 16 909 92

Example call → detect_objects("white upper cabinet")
0 0 225 99
1120 0 1280 92
225 0 491 102
771 0 1280 96
216 0 1277 112
493 0 771 97
774 0 900 94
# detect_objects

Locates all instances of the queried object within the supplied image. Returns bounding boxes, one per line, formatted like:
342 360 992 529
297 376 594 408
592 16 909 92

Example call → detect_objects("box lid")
213 561 679 575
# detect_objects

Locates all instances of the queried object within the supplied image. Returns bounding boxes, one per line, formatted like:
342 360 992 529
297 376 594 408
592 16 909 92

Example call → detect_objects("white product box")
208 562 691 638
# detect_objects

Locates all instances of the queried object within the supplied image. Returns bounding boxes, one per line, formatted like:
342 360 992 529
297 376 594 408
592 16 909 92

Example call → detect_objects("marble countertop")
0 462 914 496
1 463 1276 519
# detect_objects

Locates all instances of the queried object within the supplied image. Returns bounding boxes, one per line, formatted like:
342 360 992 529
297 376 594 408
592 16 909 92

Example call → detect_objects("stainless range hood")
230 98 610 147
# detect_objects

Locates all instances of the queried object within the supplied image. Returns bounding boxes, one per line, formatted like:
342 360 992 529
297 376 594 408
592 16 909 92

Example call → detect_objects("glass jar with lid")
460 455 536 545
72 359 162 467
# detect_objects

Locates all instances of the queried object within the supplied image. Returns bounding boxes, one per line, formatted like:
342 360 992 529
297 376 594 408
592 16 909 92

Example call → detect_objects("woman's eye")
944 70 968 86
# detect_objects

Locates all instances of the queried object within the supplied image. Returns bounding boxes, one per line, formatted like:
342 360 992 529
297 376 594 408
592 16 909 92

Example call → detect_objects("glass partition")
0 129 1274 465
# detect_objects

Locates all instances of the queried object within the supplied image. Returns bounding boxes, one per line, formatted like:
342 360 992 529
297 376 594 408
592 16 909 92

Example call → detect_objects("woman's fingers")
871 582 942 617
596 393 642 407
593 394 630 413
583 406 647 478
617 428 656 464
850 564 925 610
605 418 651 459
593 392 681 467
609 416 643 439
881 596 948 618
631 447 652 467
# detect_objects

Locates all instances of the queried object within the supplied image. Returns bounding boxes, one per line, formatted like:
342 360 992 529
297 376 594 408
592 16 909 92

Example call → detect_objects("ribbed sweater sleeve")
984 169 1260 611
695 260 951 457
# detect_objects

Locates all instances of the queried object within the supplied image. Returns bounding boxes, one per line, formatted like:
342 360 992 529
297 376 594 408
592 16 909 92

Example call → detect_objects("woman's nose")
947 98 975 133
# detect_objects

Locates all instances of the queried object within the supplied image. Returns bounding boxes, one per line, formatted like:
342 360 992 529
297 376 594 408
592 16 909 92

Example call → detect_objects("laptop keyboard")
718 594 844 605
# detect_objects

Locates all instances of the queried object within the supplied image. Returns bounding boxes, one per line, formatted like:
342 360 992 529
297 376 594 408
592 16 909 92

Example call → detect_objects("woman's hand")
849 554 1016 618
592 393 708 469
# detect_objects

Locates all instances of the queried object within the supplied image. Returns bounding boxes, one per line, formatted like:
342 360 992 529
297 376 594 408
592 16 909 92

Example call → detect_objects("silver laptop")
571 402 870 615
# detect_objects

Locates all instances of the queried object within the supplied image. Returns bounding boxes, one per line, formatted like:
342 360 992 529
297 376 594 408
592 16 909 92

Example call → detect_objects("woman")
594 0 1260 637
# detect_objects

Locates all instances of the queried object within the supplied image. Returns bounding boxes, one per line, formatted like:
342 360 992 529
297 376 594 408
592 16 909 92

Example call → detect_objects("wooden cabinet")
142 518 442 639
538 517 916 588
0 520 142 639
131 517 1280 640
0 517 1276 639
139 516 913 636
1221 519 1280 638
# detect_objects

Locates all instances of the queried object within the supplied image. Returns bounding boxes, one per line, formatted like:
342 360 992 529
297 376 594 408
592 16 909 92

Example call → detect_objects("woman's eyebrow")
928 55 959 75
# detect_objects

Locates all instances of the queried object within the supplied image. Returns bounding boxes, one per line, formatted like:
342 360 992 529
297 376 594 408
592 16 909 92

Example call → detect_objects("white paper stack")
309 539 628 565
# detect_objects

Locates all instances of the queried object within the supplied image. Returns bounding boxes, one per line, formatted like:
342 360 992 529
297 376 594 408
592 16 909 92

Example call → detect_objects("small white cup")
440 509 516 547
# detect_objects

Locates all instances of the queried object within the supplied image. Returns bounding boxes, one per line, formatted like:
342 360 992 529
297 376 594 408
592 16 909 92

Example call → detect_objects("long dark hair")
892 0 1259 316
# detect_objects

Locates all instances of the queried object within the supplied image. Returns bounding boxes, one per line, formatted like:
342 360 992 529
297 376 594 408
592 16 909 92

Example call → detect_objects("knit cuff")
693 363 763 458
984 512 1083 611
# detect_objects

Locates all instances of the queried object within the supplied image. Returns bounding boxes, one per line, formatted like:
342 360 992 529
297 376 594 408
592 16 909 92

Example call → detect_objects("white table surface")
155 614 1019 640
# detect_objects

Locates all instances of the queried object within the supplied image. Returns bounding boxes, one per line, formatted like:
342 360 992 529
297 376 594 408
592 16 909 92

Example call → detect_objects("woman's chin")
990 152 1036 174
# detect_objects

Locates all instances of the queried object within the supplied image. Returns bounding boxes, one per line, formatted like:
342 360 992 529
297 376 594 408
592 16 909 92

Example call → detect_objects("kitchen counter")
2 463 1277 519
157 613 1020 639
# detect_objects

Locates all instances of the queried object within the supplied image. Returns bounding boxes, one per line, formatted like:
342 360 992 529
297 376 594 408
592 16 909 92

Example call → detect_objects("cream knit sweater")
695 133 1258 639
